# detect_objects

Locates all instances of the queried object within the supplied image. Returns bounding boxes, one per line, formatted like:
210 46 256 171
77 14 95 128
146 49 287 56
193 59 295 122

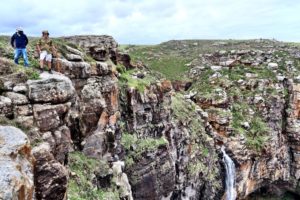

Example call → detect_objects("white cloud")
0 0 299 44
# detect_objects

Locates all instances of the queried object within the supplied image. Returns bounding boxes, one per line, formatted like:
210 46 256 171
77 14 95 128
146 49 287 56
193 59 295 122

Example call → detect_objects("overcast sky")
0 0 299 44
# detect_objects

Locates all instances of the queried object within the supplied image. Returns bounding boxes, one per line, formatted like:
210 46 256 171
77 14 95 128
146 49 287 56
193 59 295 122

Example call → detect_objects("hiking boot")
48 69 53 74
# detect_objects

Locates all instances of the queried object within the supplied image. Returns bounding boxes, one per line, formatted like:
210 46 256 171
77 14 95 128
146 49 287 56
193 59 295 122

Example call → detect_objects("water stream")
221 146 237 200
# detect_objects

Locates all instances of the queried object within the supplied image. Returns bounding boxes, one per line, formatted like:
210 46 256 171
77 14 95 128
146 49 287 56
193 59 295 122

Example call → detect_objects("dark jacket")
11 31 28 48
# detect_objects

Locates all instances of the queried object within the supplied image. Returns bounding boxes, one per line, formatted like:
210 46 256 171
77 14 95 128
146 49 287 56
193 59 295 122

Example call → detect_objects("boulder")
4 92 29 105
66 53 83 62
219 59 240 67
0 126 34 200
267 62 279 70
13 83 28 93
66 45 83 56
211 65 222 71
27 72 75 103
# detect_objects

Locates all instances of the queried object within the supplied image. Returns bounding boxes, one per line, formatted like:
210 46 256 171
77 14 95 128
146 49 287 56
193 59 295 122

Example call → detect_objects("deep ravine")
2 36 300 199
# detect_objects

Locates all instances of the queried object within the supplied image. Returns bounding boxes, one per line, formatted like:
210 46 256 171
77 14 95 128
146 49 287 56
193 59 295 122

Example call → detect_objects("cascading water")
221 146 237 200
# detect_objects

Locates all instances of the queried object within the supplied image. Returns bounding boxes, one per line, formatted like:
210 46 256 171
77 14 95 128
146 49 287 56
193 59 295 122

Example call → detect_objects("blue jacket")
11 31 28 48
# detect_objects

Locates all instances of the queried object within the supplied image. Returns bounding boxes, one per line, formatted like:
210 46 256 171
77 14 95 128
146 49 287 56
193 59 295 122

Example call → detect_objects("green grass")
189 68 216 99
68 152 119 200
127 45 192 80
170 95 221 185
124 39 291 81
171 94 207 139
206 107 232 118
221 65 277 81
245 116 270 151
231 102 270 152
14 66 40 80
119 69 157 92
121 132 168 167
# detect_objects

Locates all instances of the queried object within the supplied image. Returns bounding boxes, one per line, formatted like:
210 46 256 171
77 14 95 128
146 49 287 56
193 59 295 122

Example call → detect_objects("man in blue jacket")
10 27 29 67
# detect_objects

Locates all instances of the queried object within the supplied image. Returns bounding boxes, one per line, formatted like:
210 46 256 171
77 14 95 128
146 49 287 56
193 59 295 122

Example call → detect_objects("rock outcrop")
0 126 34 200
62 35 118 62
2 36 300 200
119 82 223 199
33 143 68 200
27 73 76 103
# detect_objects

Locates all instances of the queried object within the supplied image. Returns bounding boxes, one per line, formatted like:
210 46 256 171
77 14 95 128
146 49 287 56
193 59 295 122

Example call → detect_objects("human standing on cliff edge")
36 30 55 73
10 27 29 67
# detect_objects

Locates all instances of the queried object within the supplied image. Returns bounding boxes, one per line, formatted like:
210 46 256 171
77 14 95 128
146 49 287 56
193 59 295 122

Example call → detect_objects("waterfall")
221 147 237 200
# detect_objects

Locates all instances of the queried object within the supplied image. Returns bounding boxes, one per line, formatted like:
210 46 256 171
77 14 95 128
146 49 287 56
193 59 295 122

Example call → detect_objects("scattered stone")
245 73 258 79
210 72 222 79
219 59 240 67
241 122 250 129
267 62 278 70
219 50 227 55
276 75 286 81
210 66 222 71
136 73 145 79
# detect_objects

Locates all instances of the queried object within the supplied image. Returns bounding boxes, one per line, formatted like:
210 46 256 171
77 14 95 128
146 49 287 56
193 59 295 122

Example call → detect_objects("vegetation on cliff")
68 152 119 200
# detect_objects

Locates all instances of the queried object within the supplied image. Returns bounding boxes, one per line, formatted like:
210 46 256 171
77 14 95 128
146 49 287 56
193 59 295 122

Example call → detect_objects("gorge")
1 35 300 200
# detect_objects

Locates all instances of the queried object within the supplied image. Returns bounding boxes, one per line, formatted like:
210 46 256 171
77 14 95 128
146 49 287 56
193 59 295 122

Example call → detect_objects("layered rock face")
286 83 300 186
0 126 34 200
62 35 118 62
2 36 300 200
0 35 134 200
119 83 224 199
185 40 300 199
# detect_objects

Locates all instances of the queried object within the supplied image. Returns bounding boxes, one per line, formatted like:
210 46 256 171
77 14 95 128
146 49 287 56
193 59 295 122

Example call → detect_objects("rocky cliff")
1 36 300 200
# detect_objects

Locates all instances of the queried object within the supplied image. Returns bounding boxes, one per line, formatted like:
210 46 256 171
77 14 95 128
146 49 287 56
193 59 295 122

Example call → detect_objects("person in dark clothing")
11 27 29 67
